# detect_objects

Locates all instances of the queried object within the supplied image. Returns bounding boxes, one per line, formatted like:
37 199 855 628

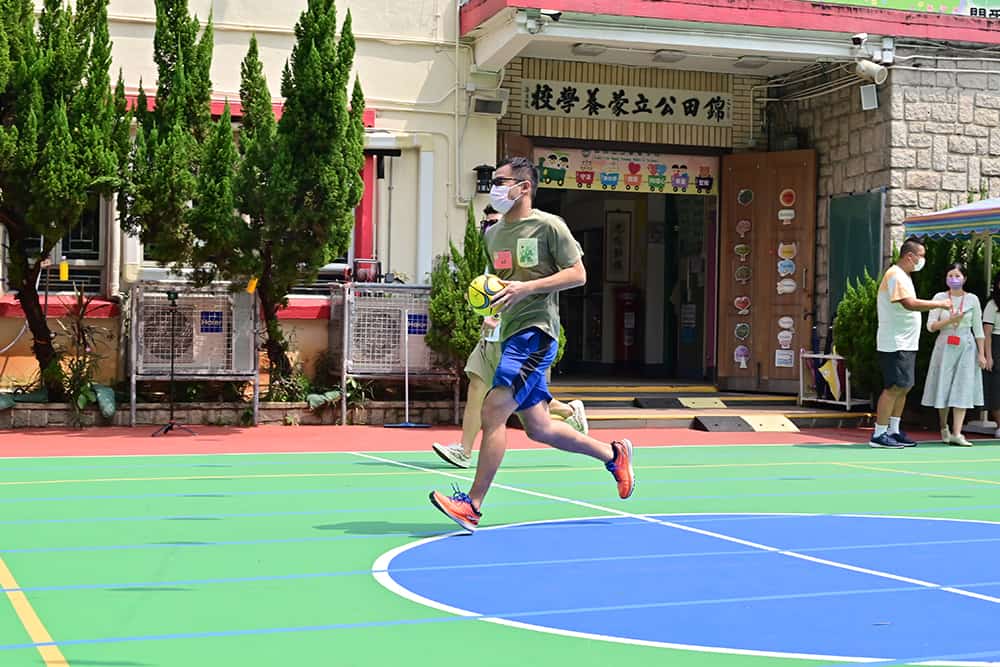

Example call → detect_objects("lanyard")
951 294 966 330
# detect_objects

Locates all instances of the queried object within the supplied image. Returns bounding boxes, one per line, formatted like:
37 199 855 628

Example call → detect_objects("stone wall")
0 401 459 429
774 75 891 344
886 49 1000 251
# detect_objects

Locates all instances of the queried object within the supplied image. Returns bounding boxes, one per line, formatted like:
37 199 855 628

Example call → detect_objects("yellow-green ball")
468 274 504 317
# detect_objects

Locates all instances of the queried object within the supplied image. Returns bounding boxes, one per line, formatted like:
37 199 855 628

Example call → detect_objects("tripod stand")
152 290 196 437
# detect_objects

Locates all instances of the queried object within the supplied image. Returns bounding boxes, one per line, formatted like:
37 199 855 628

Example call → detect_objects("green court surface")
1 441 999 667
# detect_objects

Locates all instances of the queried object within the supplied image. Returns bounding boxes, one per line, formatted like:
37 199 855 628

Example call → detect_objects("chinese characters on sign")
531 147 720 197
522 79 733 128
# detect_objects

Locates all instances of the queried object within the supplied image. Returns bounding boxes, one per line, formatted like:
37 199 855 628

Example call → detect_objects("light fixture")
652 50 686 64
855 59 888 85
572 43 607 57
733 56 768 70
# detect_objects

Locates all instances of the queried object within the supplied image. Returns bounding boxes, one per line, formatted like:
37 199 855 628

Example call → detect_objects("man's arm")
491 259 586 311
898 296 952 312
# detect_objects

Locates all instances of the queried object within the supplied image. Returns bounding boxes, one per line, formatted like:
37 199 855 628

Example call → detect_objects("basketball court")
0 426 998 666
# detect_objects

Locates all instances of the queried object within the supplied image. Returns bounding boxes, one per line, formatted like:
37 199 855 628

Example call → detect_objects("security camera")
540 9 562 21
851 33 868 46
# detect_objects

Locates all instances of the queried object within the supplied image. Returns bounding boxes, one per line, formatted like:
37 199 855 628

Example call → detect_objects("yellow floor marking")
678 397 727 409
550 395 635 402
717 396 798 402
547 385 716 393
0 556 68 666
587 411 871 420
834 461 1000 488
6 458 1000 487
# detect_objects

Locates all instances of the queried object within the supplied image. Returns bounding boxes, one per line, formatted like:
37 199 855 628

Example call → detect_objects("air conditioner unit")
133 284 256 377
470 89 510 118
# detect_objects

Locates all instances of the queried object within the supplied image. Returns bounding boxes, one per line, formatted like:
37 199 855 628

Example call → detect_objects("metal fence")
338 283 459 424
129 281 260 425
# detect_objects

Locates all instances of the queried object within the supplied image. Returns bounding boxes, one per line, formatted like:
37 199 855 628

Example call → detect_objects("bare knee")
481 391 513 430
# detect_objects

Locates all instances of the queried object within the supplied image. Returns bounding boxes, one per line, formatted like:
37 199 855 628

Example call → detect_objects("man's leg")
459 376 488 456
520 401 612 461
433 342 494 468
518 402 633 499
875 387 898 431
887 351 917 445
468 386 521 508
550 399 573 420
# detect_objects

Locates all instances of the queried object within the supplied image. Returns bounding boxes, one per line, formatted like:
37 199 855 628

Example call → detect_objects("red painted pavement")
0 425 874 458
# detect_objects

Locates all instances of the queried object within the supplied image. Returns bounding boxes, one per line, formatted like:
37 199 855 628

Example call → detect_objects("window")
18 194 106 294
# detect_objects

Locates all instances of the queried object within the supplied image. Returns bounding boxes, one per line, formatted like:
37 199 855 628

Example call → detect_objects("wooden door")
718 150 816 393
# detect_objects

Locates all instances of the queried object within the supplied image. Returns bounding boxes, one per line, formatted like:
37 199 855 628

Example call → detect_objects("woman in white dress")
921 263 987 446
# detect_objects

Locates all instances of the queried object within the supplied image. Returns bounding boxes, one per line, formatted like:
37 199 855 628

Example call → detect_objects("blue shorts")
492 327 558 411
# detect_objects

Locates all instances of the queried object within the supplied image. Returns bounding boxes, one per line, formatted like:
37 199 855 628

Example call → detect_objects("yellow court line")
6 458 1000 487
0 470 430 487
550 395 636 402
0 556 67 666
834 461 1000 488
547 385 717 393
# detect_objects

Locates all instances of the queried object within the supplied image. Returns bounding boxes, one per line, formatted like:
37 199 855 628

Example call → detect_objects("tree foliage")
427 205 489 372
123 0 215 267
0 0 129 397
833 269 881 396
168 1 365 380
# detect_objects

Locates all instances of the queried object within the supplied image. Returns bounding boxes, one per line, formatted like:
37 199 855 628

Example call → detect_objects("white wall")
90 0 498 285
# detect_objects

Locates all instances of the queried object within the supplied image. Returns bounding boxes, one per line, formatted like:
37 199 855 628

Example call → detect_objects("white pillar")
416 150 434 284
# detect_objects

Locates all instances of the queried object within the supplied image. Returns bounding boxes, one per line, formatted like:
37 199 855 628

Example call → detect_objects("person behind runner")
429 157 634 531
431 205 588 469
870 238 952 448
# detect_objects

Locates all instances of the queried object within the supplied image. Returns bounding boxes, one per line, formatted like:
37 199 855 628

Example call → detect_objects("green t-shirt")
484 209 583 342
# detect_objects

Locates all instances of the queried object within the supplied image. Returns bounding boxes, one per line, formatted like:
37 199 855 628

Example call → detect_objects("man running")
429 157 635 532
431 204 588 469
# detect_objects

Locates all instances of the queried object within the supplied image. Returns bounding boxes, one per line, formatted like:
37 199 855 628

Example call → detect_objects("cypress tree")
0 0 127 397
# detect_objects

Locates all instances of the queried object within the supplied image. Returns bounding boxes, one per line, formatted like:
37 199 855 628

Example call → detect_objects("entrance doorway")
535 187 718 380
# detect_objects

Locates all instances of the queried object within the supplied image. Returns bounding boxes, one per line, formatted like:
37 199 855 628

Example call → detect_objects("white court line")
358 451 1000 667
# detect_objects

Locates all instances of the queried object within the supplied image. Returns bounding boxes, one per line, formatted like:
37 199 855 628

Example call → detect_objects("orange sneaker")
429 486 481 532
605 439 635 499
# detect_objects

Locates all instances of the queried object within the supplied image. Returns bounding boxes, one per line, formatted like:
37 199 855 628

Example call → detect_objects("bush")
834 269 881 396
426 205 488 372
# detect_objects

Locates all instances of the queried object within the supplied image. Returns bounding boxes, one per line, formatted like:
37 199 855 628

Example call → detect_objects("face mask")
488 183 522 214
947 276 964 289
913 256 926 272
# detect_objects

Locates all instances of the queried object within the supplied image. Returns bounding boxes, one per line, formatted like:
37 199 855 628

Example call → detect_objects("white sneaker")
950 433 973 447
432 442 471 469
994 428 1000 440
565 400 589 435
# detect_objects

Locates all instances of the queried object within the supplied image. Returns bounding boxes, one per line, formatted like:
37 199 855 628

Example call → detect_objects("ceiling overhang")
467 8 872 76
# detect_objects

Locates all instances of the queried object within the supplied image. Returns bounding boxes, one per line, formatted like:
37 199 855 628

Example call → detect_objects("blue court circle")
376 514 1000 664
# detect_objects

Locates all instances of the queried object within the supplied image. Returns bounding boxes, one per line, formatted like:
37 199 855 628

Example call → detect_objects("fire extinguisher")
615 288 640 362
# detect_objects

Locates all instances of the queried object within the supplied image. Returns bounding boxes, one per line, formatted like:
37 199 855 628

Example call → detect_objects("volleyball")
468 274 504 316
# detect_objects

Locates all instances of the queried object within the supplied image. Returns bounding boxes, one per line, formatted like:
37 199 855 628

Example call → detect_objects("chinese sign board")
807 0 1000 17
532 147 720 197
522 79 732 128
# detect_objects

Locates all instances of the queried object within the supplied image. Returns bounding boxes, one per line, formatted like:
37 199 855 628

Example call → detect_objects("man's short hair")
900 238 924 258
498 156 539 196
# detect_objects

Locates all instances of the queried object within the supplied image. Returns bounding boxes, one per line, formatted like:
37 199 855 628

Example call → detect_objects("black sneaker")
869 432 904 448
891 430 917 447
